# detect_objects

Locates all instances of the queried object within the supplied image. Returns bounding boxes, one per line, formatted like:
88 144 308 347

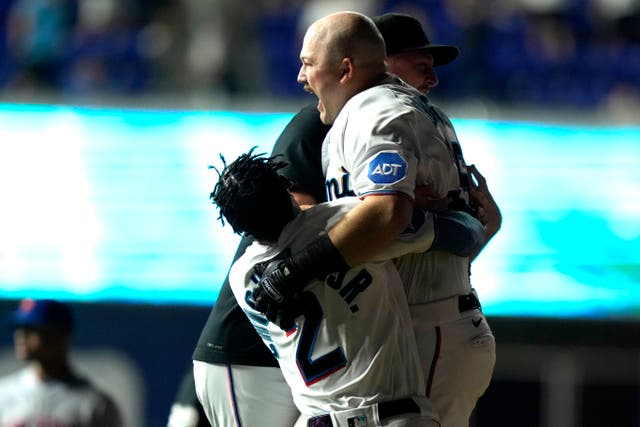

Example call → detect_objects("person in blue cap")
0 298 123 427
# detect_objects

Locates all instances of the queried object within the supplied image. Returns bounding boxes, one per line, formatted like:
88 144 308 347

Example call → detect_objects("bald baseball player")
0 299 123 427
255 11 498 427
210 150 486 426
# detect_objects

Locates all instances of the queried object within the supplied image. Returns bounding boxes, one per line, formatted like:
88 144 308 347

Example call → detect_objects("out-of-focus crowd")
0 0 639 110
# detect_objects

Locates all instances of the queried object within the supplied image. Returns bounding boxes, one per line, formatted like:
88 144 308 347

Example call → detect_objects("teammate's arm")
367 208 484 261
327 193 413 267
252 194 412 317
254 194 484 326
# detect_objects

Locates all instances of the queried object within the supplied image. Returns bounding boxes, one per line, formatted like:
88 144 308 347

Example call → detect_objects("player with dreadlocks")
198 149 484 426
211 149 294 243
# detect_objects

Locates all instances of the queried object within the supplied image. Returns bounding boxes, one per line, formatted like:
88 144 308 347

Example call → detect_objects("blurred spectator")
4 0 77 93
136 1 188 92
180 0 270 96
0 298 123 427
0 0 638 110
62 0 150 94
297 0 380 33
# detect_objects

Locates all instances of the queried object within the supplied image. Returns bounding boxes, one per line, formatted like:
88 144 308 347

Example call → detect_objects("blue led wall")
0 104 638 319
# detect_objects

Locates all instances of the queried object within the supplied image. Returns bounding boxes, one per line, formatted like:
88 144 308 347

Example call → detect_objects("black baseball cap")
373 13 460 66
11 298 74 332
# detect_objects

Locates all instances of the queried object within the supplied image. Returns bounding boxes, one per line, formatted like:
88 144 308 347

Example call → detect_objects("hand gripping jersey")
323 76 471 303
0 367 122 427
228 197 438 418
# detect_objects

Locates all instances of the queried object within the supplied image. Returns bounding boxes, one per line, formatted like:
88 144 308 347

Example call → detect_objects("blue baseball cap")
12 299 74 332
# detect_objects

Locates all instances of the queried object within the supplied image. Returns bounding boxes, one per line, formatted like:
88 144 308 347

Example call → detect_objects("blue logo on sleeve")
368 152 407 184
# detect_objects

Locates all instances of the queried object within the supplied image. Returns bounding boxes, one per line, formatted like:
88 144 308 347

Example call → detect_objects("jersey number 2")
296 291 347 386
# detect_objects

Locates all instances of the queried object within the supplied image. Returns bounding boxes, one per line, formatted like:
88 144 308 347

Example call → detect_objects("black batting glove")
254 234 348 308
252 235 349 328
253 257 299 314
251 258 300 330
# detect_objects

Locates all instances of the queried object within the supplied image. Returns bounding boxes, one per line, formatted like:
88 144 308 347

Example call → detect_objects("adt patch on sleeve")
367 152 408 185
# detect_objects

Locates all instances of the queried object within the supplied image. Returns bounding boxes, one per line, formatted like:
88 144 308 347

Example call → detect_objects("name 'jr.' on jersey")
228 197 439 418
322 76 461 203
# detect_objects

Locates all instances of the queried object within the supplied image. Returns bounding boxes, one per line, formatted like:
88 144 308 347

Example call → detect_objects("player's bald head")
298 11 389 123
308 11 386 72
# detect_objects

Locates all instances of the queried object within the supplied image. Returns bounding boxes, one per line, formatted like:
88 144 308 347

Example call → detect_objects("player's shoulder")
427 102 454 125
0 370 26 413
297 198 359 230
65 374 105 396
302 197 360 217
347 80 424 121
352 83 412 107
0 367 34 388
0 369 20 393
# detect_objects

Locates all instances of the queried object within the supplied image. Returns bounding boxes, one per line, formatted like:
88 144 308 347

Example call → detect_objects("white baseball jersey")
322 76 470 303
322 75 458 203
228 197 438 418
322 76 496 427
0 366 122 427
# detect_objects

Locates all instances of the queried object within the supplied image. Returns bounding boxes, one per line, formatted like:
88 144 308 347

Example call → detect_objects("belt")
308 398 420 427
409 290 482 323
458 291 481 313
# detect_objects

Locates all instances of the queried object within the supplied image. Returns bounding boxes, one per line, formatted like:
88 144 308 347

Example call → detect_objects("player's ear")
339 58 353 83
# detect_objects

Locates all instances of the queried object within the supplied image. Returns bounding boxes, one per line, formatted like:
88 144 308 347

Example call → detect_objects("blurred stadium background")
0 0 639 426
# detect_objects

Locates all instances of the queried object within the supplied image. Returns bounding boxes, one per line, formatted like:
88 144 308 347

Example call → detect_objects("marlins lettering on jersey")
325 171 355 201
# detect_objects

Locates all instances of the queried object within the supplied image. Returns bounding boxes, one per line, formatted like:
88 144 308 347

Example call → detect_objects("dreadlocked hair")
210 148 296 243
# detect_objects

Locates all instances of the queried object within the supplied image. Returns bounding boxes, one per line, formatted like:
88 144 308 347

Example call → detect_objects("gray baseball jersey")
228 197 438 419
0 367 122 427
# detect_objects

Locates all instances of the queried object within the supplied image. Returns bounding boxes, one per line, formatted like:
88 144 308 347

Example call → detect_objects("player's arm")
252 193 411 322
258 193 412 294
370 208 485 261
253 195 484 325
327 193 413 266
